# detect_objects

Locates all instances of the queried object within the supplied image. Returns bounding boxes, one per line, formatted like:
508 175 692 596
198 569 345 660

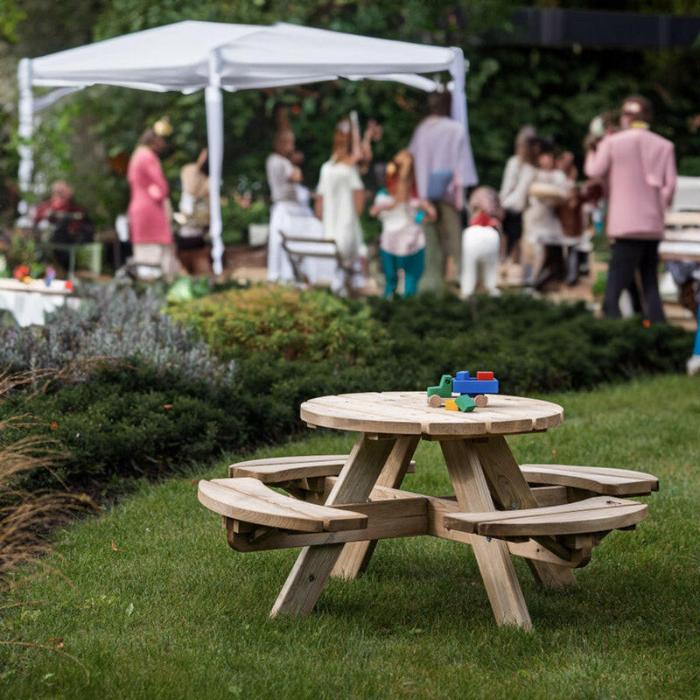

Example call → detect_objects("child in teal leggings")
371 150 435 298
379 248 425 297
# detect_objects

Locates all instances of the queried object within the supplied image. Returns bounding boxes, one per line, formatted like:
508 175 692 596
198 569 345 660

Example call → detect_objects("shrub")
0 361 251 490
3 284 691 496
168 285 387 363
0 283 235 386
364 294 690 394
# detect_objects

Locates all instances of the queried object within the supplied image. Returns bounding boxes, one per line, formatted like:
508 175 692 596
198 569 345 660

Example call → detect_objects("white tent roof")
30 21 457 93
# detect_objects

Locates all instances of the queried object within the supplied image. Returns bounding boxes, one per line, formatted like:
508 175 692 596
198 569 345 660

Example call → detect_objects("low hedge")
1 285 691 492
2 362 251 491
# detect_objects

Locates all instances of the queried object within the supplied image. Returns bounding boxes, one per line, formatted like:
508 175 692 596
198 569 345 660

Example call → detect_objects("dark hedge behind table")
0 284 690 493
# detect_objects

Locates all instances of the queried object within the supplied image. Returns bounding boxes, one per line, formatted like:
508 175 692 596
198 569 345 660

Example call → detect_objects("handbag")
427 170 453 201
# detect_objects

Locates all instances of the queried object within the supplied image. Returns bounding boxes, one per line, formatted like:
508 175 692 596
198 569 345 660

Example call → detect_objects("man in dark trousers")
585 95 676 322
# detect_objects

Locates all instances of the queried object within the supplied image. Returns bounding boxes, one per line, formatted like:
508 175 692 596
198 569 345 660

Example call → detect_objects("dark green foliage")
365 294 689 393
1 361 250 490
4 287 690 493
220 292 690 446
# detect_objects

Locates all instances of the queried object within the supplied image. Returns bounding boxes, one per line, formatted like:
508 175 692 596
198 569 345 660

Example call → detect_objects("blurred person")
370 150 436 298
523 138 572 290
499 125 538 261
315 117 371 268
585 96 676 322
460 186 504 298
266 127 332 286
409 91 474 286
666 261 700 375
266 129 303 205
175 148 211 275
127 117 180 280
34 180 94 271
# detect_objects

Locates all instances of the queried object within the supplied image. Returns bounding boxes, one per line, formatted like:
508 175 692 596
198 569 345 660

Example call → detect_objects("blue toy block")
452 370 499 396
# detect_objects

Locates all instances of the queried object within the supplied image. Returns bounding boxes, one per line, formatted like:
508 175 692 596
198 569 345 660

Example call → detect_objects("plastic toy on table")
427 370 500 412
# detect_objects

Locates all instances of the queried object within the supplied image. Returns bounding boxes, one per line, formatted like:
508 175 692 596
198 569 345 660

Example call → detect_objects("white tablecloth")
0 279 78 327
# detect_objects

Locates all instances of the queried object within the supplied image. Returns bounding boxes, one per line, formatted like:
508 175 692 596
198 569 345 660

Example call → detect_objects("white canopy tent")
18 20 477 274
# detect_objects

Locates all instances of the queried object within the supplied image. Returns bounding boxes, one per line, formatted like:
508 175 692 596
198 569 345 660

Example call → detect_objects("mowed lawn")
2 375 700 699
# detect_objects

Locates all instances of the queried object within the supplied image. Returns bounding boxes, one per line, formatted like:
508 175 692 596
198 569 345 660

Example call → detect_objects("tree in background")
3 0 700 229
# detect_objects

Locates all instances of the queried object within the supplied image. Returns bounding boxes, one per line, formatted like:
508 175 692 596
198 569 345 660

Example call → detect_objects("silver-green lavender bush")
0 283 236 385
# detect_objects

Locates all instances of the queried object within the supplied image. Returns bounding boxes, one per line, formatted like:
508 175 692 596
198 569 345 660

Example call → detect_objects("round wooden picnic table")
270 391 570 629
300 391 564 437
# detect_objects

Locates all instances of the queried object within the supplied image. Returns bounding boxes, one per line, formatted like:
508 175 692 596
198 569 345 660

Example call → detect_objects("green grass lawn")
2 374 700 699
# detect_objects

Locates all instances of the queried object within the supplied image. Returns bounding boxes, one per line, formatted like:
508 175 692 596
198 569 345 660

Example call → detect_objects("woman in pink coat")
127 123 180 279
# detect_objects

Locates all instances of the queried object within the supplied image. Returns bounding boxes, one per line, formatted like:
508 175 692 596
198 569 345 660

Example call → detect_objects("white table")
0 278 77 326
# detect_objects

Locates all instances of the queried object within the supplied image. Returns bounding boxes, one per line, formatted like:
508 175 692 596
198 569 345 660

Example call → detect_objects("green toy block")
427 374 453 398
455 394 476 412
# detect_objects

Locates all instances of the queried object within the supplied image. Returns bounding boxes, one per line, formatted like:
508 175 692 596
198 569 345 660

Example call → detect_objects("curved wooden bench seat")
444 496 647 539
198 478 367 533
520 464 659 496
229 454 415 483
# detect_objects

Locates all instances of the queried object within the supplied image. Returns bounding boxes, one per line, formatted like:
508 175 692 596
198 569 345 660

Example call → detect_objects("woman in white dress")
315 117 379 268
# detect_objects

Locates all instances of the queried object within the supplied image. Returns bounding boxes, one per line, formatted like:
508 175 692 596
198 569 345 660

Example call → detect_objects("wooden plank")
426 495 581 568
332 436 420 580
475 437 577 589
231 460 348 482
233 454 349 468
270 434 396 618
440 440 532 630
530 485 569 506
229 456 416 481
521 464 659 496
476 504 646 538
229 497 428 552
444 497 647 537
199 478 367 532
665 211 700 227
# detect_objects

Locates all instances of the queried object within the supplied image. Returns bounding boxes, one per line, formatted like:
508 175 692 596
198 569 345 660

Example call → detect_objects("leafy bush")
0 362 251 490
168 285 387 363
2 284 691 494
0 283 235 385
364 294 690 394
0 284 245 490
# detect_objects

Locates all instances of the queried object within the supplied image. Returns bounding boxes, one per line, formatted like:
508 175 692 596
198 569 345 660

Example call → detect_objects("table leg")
474 436 576 589
331 435 419 580
270 434 396 617
441 439 532 629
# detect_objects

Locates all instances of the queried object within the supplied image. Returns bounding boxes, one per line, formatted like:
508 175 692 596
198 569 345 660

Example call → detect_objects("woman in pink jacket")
127 122 180 279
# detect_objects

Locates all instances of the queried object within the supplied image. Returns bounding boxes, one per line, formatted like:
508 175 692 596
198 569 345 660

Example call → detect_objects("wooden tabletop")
301 392 564 437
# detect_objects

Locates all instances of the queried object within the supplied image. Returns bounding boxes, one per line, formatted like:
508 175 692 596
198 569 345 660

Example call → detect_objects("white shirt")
317 160 365 261
266 153 297 203
500 155 536 213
